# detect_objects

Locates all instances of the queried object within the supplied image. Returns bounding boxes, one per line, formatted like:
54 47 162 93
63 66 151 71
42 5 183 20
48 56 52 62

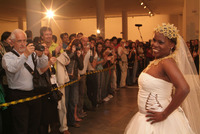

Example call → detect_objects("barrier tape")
0 65 115 108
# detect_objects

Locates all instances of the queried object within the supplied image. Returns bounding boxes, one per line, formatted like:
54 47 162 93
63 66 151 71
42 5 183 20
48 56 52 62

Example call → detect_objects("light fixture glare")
97 29 101 34
46 10 54 18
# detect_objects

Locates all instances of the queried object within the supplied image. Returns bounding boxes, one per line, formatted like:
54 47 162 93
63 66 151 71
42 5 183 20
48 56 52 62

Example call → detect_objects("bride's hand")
146 110 167 124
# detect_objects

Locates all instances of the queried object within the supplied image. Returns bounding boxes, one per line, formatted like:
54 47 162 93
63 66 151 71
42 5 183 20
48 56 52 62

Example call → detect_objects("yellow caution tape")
0 65 115 108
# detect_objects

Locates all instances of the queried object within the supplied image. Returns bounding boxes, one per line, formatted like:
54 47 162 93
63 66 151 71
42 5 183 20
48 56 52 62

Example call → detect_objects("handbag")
30 54 51 93
49 84 63 102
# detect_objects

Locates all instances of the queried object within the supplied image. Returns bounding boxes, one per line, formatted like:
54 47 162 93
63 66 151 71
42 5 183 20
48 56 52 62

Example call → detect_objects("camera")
108 53 113 56
35 44 45 51
125 46 129 49
52 50 56 57
76 46 81 51
27 39 45 51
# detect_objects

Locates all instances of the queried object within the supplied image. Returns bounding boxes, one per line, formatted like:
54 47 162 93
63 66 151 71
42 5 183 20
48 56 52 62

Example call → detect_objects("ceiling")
0 0 184 21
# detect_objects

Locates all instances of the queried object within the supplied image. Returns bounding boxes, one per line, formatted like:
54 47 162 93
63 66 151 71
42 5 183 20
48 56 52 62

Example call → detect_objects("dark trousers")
126 67 133 85
86 73 98 107
39 96 59 134
0 110 2 134
102 71 112 99
77 76 85 114
2 85 12 134
77 76 92 114
97 72 105 103
116 63 121 88
137 59 144 77
65 81 79 125
8 89 41 134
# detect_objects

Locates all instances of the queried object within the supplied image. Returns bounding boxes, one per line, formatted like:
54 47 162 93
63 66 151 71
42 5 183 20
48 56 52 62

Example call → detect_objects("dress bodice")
138 72 173 114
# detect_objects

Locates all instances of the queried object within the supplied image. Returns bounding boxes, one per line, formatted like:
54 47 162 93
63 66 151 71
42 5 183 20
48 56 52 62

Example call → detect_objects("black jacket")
65 51 83 80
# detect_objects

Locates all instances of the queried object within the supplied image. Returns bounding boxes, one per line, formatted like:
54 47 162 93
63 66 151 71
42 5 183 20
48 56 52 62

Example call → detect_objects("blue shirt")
2 50 48 91
62 43 68 50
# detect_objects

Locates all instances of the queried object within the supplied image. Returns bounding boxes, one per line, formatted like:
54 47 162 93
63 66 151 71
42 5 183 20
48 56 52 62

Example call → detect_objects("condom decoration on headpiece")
154 23 179 39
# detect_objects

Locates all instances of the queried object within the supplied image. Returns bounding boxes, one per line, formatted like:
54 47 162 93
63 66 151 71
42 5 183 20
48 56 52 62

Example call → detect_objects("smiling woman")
124 23 200 134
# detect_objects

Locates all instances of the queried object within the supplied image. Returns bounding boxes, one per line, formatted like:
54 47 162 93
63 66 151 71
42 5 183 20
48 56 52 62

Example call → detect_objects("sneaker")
103 97 110 102
108 94 113 99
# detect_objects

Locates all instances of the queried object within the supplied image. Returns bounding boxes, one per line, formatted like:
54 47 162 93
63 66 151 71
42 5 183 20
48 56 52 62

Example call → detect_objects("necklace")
144 53 176 72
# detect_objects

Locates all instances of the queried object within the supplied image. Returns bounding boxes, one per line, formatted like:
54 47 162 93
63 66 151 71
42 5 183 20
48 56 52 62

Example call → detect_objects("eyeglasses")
16 40 27 44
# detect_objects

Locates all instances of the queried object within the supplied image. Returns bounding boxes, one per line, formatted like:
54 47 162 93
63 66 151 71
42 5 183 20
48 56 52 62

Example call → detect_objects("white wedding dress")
124 72 194 134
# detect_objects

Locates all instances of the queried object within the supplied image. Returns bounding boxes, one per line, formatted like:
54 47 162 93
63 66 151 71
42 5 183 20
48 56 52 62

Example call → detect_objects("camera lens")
76 47 81 51
35 44 45 51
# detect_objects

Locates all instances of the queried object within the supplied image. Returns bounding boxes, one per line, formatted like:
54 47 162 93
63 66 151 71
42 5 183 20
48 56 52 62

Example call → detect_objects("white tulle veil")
175 34 200 134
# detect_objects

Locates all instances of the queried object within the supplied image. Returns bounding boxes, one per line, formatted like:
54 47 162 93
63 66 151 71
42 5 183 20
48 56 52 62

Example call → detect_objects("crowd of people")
0 26 199 134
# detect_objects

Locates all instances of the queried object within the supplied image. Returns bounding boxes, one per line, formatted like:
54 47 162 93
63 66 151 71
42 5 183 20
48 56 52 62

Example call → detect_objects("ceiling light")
144 6 146 9
46 10 54 18
149 11 151 14
141 2 144 5
97 29 101 34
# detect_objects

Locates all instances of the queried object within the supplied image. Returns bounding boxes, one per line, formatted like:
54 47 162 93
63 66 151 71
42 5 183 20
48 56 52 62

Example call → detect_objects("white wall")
1 15 180 42
0 21 26 38
0 21 18 37
128 15 170 41
42 15 173 43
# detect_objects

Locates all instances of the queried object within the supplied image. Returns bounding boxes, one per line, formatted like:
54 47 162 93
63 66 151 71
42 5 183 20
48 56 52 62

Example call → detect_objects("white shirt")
2 50 48 91
78 50 90 75
87 53 97 71
118 46 128 62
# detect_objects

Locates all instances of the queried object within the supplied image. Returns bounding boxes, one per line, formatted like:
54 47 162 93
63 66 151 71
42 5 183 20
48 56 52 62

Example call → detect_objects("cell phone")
52 50 56 57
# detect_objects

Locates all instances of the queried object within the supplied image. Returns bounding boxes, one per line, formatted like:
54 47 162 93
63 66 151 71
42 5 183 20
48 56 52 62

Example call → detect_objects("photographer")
64 39 83 128
126 42 137 86
78 37 92 118
37 42 60 134
117 39 128 88
86 39 98 108
137 41 145 76
2 29 48 134
102 46 115 101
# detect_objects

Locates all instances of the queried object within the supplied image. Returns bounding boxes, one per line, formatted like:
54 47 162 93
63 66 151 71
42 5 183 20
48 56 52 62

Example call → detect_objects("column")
177 14 183 36
96 0 105 38
122 10 128 40
18 17 24 30
183 0 199 41
26 0 42 38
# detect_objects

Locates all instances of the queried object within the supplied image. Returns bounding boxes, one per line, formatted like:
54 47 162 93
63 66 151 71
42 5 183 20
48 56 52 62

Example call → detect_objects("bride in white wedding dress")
125 24 200 134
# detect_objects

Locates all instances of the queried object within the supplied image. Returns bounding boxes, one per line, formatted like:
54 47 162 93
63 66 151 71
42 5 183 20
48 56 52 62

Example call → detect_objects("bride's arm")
146 58 190 124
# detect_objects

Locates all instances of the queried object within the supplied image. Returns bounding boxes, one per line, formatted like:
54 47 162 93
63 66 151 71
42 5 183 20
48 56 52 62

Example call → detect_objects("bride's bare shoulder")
160 58 177 68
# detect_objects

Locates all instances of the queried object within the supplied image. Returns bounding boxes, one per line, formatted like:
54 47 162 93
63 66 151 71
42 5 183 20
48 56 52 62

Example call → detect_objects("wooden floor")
69 86 139 134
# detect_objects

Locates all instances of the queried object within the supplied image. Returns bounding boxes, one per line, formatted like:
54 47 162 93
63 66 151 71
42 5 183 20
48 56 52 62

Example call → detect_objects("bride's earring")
170 47 173 54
